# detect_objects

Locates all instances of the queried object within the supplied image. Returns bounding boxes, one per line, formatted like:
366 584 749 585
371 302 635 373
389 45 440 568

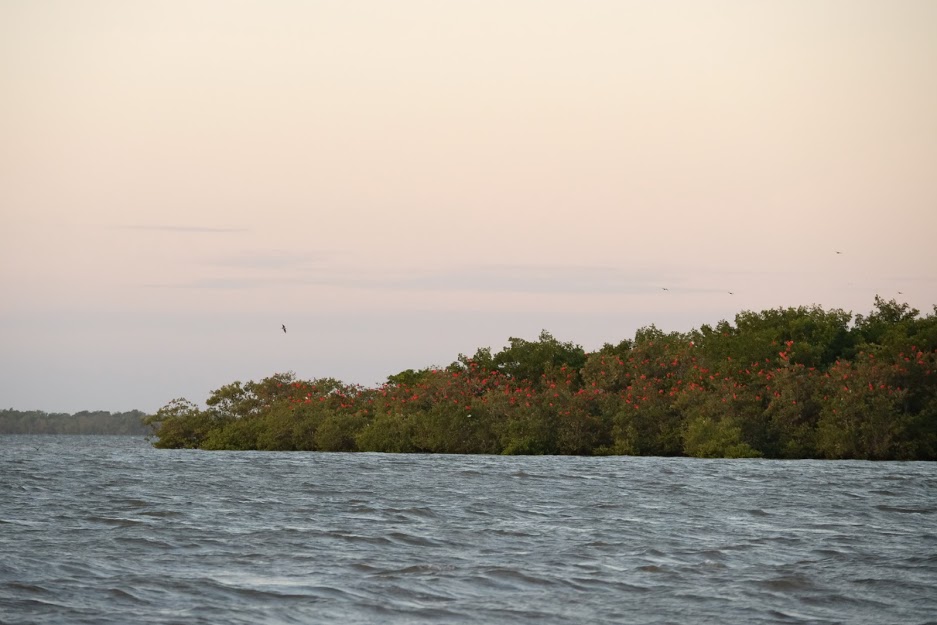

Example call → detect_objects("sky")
2 0 936 414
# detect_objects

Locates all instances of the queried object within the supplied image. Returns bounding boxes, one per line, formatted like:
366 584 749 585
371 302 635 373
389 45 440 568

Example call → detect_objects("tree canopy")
144 298 937 459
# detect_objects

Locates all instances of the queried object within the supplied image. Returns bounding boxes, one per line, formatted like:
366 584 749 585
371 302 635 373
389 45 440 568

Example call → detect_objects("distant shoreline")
0 410 148 436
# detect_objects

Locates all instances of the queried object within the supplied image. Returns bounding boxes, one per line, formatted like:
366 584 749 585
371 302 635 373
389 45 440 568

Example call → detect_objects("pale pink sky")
2 1 936 412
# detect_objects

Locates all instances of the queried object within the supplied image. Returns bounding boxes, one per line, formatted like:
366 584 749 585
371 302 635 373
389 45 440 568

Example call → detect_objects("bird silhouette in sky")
728 291 734 295
662 287 669 292
835 251 843 255
282 324 287 334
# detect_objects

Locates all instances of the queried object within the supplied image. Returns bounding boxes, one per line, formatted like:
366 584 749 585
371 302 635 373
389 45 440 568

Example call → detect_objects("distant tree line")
145 297 937 460
0 409 148 435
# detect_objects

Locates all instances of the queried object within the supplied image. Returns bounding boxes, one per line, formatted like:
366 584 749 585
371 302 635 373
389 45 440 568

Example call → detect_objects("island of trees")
0 409 148 435
144 297 937 460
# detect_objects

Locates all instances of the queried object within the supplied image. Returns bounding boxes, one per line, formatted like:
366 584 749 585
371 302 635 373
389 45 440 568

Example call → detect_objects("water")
1 436 935 625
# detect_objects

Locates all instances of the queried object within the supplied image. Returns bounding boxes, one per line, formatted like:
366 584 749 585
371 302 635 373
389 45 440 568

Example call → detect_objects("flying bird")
281 324 287 334
662 287 669 292
835 251 843 255
728 291 734 295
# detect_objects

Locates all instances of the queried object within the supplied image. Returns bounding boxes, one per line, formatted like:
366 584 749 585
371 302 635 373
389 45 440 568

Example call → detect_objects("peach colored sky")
2 1 936 412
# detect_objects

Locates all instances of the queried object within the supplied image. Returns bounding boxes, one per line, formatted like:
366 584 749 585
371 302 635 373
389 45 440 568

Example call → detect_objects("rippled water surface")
1 436 935 624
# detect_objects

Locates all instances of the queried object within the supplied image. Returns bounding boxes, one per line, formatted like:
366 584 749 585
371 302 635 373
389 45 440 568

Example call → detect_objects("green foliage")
315 411 366 452
144 298 937 460
143 399 212 449
683 416 762 458
386 368 434 387
853 296 920 347
493 330 587 389
356 412 420 453
814 348 937 459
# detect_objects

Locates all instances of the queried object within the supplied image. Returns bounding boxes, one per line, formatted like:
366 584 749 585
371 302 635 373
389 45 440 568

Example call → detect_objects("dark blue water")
1 436 935 624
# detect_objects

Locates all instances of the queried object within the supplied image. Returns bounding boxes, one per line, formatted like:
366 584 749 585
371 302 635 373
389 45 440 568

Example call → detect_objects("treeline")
145 297 937 459
0 409 148 435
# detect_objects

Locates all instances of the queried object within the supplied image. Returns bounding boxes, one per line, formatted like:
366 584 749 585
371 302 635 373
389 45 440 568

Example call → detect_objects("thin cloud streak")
205 250 335 270
121 225 249 233
392 265 679 295
135 260 920 309
142 278 266 290
141 263 717 295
